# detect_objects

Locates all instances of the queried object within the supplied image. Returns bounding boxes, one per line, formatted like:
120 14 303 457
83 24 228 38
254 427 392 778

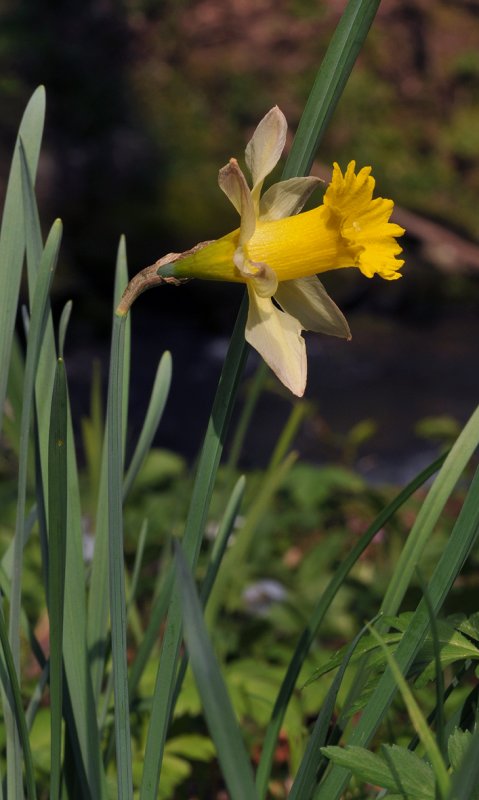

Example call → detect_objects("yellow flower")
118 107 405 397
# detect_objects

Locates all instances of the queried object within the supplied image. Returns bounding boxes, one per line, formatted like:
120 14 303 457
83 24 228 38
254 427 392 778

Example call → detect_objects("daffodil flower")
117 107 405 397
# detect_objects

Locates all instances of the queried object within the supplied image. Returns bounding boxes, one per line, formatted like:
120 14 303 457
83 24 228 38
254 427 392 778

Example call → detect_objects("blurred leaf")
415 416 461 444
175 542 259 800
130 449 186 492
165 734 216 762
285 463 365 510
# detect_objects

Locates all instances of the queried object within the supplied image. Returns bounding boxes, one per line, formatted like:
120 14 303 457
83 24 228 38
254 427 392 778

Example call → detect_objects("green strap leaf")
0 604 37 800
175 542 259 800
48 358 68 800
108 313 133 798
0 86 45 434
282 0 381 180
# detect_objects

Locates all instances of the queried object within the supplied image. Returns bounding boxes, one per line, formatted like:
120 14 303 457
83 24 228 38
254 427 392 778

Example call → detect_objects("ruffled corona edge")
324 161 405 280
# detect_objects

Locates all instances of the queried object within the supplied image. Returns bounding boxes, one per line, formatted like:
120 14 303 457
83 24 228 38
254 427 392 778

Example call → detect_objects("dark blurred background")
2 0 479 478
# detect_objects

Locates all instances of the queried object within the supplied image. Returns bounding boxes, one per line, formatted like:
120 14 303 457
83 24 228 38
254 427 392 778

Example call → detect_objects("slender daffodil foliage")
118 107 404 396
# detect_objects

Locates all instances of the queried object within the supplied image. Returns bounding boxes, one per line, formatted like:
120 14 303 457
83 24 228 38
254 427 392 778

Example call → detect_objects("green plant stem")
282 0 381 180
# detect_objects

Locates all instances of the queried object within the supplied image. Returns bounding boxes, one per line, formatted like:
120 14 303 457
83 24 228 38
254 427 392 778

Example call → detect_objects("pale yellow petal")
245 285 306 396
218 158 255 244
274 276 351 338
259 176 322 221
245 106 287 200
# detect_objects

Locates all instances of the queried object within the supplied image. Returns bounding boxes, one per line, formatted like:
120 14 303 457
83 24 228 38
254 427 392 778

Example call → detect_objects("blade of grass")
98 520 149 733
123 350 172 498
173 475 246 706
3 332 25 463
2 503 38 581
81 360 104 513
7 219 62 798
103 548 175 765
315 464 479 799
255 451 447 797
418 572 446 760
48 358 68 800
127 519 149 615
88 239 130 705
58 300 73 359
0 604 37 800
226 362 268 474
289 615 381 800
267 402 310 472
200 475 246 607
108 312 133 798
174 542 259 800
0 86 45 435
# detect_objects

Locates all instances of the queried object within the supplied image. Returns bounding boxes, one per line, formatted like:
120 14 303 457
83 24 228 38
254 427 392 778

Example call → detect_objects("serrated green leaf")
303 632 402 685
457 611 479 642
448 728 473 773
165 734 216 762
448 725 479 800
321 744 435 799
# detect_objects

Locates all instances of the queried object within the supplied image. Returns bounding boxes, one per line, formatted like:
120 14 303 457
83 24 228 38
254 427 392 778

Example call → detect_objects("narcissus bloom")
118 107 405 396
